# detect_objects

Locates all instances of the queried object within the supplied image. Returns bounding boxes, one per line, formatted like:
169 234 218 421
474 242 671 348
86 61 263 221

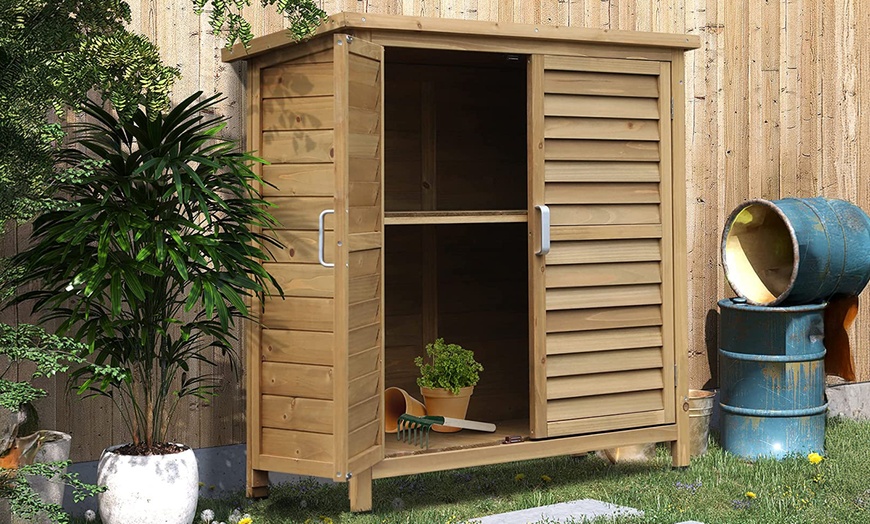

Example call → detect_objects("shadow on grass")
249 446 682 522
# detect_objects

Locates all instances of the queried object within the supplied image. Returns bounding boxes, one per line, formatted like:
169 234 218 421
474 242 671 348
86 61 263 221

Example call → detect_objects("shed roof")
222 12 701 63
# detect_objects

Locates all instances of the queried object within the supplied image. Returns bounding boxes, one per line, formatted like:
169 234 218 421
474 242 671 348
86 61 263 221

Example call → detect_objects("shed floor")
385 418 527 457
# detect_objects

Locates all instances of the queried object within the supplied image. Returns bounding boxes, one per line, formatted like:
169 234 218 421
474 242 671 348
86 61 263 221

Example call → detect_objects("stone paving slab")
466 499 642 523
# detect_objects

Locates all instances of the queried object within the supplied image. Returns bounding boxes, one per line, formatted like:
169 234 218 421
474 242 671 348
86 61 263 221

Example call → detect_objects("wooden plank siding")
254 42 340 474
11 1 866 460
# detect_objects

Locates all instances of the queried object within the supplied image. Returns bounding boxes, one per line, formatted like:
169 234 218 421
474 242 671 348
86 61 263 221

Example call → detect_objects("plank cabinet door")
528 55 676 439
252 34 385 481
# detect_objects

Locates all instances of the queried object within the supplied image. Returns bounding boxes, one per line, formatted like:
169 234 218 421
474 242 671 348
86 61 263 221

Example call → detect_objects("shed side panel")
254 44 338 477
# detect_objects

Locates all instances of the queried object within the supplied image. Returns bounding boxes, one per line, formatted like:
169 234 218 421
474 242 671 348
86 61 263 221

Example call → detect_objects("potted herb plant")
12 92 281 524
414 338 483 433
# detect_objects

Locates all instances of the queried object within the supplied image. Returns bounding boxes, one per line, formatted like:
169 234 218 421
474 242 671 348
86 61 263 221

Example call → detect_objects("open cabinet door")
528 55 676 439
248 33 384 493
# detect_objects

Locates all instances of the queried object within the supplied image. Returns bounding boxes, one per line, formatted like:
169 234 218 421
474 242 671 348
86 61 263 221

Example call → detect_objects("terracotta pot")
420 386 474 433
384 387 427 433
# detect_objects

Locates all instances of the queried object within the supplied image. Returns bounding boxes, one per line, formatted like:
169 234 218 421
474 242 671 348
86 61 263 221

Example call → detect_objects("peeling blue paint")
718 299 827 459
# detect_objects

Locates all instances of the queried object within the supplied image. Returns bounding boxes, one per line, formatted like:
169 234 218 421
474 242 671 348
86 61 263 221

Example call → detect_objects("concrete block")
826 382 870 420
468 499 642 523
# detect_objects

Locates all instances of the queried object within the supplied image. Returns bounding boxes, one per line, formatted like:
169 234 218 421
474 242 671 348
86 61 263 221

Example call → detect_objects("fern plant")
415 339 483 395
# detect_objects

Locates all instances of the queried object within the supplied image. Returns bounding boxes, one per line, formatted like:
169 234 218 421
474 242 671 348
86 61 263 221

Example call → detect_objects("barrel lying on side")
721 197 870 306
718 298 827 459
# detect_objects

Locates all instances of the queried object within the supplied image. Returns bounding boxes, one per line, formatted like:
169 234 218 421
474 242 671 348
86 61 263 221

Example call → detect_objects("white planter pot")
97 444 198 524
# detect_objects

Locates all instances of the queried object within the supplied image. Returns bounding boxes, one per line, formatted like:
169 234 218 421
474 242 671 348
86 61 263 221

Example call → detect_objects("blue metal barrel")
722 197 870 305
718 298 827 459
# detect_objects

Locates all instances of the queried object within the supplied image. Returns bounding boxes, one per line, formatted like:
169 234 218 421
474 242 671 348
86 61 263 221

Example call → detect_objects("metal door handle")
536 204 550 256
318 209 334 267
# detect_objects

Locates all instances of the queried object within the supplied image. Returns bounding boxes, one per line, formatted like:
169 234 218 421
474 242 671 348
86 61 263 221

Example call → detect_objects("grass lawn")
193 417 870 524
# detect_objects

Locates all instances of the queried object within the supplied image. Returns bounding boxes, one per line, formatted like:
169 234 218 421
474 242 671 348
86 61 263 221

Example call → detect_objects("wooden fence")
8 0 870 461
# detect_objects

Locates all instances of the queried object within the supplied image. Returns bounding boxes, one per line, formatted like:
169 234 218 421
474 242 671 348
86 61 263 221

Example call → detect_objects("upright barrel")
721 197 870 305
718 298 827 459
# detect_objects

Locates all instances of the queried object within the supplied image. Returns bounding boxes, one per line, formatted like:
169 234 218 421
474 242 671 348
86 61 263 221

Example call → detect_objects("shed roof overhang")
222 11 701 63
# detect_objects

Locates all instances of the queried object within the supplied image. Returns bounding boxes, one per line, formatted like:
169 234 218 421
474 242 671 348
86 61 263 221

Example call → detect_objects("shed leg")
247 468 270 499
671 439 690 468
349 468 373 512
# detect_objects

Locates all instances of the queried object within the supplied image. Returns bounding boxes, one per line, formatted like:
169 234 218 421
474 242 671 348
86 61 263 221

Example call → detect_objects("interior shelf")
384 210 528 225
385 418 528 458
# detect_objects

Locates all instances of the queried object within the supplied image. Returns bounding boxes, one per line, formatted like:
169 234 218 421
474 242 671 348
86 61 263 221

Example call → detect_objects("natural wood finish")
270 197 336 230
547 368 664 399
220 12 695 510
545 284 662 310
223 12 700 62
545 95 659 120
246 57 266 499
384 210 528 225
269 230 335 263
349 467 373 513
549 204 661 225
261 296 334 330
545 183 661 204
261 428 334 462
528 54 548 440
544 72 659 98
262 164 335 196
261 395 334 433
264 263 334 297
547 347 664 377
669 51 690 467
261 329 334 366
545 161 660 182
546 326 664 355
544 118 660 141
547 305 663 333
545 139 660 162
257 456 333 479
549 225 662 241
547 390 664 421
545 239 662 265
262 97 334 131
261 362 334 399
546 261 662 288
543 55 665 75
261 63 335 98
262 131 335 163
373 424 677 479
548 410 667 437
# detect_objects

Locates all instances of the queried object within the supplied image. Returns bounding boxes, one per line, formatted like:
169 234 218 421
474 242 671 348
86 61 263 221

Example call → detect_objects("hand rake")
396 414 496 449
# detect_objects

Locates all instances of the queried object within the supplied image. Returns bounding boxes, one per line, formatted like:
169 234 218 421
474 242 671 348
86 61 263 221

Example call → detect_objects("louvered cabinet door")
528 55 676 439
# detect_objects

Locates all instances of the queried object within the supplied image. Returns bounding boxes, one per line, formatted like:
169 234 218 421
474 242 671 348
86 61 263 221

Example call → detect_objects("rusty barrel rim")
721 199 799 306
721 197 870 306
720 403 828 417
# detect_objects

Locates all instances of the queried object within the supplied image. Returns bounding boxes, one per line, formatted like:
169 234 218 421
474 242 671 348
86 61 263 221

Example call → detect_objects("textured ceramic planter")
420 386 474 433
97 444 198 524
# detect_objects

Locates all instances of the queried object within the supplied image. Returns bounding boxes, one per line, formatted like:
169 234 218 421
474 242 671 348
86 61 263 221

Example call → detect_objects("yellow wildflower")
808 452 824 464
541 475 552 483
514 473 525 481
238 518 253 524
745 491 757 499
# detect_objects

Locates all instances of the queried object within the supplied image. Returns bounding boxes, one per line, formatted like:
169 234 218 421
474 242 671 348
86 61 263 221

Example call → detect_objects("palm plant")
13 92 281 450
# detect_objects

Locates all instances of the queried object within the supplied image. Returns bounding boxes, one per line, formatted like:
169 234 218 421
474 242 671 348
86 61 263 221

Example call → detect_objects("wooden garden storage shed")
223 12 700 511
